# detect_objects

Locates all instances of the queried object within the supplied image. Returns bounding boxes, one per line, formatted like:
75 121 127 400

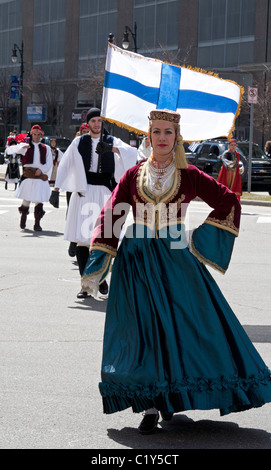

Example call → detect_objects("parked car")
42 136 71 153
186 138 271 193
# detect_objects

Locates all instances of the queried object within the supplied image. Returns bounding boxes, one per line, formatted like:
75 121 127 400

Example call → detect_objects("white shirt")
6 141 53 177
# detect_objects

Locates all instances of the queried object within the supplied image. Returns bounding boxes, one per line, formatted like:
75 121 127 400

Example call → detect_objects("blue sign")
27 105 47 122
10 75 20 99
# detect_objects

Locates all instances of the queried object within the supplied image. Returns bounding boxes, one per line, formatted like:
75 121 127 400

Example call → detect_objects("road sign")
248 86 258 104
10 76 20 99
27 105 47 122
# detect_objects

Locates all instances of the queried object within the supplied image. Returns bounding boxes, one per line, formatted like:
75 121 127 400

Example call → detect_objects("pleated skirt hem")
99 370 271 416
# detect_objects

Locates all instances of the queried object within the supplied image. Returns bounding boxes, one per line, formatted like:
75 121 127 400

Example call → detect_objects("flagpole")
97 121 104 173
100 121 104 142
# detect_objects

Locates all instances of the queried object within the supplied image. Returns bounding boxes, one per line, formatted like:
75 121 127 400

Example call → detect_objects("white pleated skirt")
64 184 112 245
15 178 51 203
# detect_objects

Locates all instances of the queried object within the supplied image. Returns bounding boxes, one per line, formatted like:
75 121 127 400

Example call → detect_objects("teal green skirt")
99 225 271 416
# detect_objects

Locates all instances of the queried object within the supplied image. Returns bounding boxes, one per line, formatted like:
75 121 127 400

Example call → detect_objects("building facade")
0 0 270 146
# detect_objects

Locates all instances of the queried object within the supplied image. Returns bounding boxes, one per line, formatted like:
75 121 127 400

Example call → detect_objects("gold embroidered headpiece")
149 109 180 124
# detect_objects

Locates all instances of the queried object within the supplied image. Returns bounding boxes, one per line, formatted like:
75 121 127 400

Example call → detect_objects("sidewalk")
1 164 270 206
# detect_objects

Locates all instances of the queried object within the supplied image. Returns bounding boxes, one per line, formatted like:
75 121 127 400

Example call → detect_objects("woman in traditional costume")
49 138 63 185
4 138 20 190
81 109 271 434
217 138 244 201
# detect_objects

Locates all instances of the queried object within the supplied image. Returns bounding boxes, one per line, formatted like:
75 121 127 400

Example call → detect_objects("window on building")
0 0 22 68
33 0 66 76
134 0 179 54
198 0 255 68
78 0 117 75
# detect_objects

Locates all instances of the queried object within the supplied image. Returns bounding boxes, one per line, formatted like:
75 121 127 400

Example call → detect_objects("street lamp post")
122 22 138 53
11 41 24 132
108 33 115 44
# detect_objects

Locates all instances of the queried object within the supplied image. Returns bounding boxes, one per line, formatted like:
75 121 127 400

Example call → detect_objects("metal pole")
248 103 253 193
133 22 138 53
19 41 24 132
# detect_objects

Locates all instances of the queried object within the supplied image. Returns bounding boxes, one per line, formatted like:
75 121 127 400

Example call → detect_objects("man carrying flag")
50 107 137 299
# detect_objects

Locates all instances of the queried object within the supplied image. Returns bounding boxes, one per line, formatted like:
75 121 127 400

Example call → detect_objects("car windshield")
218 143 228 154
55 138 70 150
195 142 228 155
238 143 269 160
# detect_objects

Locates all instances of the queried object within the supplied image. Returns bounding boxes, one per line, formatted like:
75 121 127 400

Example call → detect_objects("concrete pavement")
0 173 271 450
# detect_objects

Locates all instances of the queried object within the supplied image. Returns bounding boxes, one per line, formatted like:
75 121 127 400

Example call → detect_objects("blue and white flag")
101 44 243 142
188 142 200 152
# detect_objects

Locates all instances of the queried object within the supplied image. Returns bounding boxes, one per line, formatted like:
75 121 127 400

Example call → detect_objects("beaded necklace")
148 153 175 192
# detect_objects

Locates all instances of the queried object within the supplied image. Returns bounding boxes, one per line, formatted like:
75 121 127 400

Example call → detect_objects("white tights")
22 200 41 207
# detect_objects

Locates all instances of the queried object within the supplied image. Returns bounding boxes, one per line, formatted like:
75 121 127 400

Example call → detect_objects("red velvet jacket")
90 162 241 259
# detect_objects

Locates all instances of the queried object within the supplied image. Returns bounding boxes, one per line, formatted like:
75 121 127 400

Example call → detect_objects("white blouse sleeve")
112 137 138 183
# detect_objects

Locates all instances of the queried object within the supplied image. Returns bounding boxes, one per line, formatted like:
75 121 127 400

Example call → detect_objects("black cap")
86 107 100 123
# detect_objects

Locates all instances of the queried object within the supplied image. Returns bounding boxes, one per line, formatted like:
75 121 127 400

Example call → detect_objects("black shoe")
33 224 42 231
138 413 159 434
68 242 77 257
161 411 173 421
77 289 91 299
99 280 108 295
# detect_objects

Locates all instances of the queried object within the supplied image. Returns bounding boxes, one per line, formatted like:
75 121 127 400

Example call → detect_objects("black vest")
78 132 116 191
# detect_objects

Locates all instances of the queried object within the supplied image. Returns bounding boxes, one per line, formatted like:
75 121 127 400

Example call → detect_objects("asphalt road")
0 181 271 450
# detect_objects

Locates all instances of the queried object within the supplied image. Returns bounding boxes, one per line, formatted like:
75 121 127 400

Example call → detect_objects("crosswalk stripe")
257 217 271 223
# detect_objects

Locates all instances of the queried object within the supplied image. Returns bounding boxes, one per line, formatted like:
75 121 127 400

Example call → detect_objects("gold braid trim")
137 161 182 205
205 219 239 236
82 253 112 283
191 239 226 275
205 206 239 236
90 242 117 257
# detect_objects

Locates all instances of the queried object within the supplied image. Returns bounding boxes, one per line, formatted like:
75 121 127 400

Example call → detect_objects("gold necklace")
149 158 175 191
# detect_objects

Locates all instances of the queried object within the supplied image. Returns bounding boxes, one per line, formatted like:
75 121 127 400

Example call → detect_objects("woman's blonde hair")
264 140 271 153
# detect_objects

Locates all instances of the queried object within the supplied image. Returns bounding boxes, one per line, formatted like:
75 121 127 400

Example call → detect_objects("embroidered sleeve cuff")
90 242 117 258
204 206 239 236
191 223 236 274
82 250 113 284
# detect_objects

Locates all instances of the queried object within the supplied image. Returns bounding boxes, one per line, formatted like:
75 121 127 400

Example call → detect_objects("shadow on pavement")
243 325 271 343
20 229 64 237
69 296 108 313
107 414 271 449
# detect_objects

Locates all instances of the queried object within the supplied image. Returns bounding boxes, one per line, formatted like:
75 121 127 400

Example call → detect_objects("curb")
240 199 271 207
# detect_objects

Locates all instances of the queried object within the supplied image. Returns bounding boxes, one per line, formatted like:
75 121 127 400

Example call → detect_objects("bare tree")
254 69 271 145
24 66 65 135
77 59 105 106
239 68 271 146
0 70 14 141
156 42 192 67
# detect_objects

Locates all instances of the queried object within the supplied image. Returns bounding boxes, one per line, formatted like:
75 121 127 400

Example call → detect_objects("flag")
188 142 200 152
101 44 244 142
